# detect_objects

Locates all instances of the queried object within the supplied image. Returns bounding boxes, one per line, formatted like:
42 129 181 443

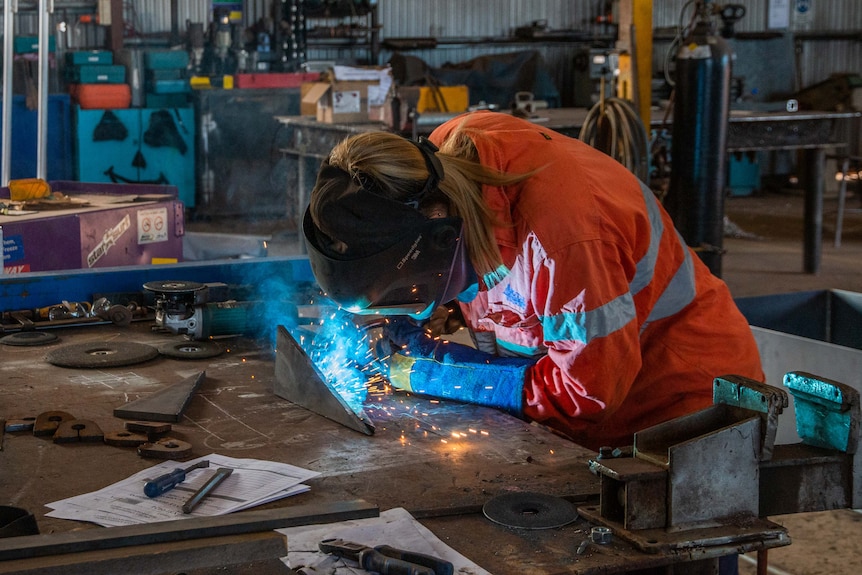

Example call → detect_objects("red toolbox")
234 72 320 89
69 83 132 109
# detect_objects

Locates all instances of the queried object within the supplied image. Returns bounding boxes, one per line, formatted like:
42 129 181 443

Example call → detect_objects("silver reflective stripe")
631 181 664 295
542 291 636 344
642 231 697 330
540 183 695 344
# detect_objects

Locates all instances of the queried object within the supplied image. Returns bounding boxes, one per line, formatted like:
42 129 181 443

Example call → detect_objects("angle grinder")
143 280 264 340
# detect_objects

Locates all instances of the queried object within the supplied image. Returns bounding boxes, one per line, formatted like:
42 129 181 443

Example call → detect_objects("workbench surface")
0 321 769 573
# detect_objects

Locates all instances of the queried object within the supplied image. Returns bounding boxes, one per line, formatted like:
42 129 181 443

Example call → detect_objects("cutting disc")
46 341 160 368
158 340 223 360
482 492 578 530
0 331 58 346
143 280 206 294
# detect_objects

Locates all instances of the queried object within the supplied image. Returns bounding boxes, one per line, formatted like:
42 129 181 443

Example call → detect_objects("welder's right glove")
382 318 534 416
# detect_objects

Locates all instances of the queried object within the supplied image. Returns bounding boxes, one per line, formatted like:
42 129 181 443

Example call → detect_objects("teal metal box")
13 36 55 53
66 50 113 65
67 64 126 84
145 50 190 70
727 153 761 197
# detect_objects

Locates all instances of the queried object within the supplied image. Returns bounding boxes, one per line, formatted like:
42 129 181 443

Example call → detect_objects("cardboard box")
301 80 378 123
0 181 184 274
301 66 392 123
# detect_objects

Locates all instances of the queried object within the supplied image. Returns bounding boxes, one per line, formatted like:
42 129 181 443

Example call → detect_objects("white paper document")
45 453 319 527
280 507 492 575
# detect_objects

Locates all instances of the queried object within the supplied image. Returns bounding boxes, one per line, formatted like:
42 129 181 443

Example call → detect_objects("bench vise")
581 371 860 558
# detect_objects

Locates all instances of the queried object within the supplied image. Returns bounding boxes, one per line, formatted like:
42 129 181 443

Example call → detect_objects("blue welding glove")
382 318 534 415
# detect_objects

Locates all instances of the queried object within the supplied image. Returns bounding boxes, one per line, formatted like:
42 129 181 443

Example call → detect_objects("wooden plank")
0 531 287 575
0 500 377 561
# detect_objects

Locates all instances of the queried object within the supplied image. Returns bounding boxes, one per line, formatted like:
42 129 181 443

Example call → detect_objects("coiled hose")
579 89 650 183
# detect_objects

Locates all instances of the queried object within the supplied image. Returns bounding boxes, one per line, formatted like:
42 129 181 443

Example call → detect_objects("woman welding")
302 110 764 452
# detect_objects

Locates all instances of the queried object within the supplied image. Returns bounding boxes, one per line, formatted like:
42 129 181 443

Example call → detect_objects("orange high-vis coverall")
430 111 764 450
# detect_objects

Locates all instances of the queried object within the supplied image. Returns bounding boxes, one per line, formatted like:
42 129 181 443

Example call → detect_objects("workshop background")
2 0 860 226
1 1 862 575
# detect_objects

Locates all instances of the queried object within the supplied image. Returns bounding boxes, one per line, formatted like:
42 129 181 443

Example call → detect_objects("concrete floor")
723 190 862 297
187 187 862 575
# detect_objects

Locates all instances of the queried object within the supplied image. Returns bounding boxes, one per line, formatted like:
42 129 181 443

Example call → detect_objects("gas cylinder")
666 12 733 276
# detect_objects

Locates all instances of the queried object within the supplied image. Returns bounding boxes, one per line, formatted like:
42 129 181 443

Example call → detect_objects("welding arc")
45 341 160 368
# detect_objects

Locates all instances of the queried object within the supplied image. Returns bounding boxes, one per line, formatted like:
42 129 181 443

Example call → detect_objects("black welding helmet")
302 138 477 319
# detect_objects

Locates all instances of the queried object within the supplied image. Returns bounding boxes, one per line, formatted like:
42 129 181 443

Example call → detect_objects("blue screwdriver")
144 460 210 498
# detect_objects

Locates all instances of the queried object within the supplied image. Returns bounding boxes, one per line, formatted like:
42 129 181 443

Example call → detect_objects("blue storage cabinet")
0 94 74 181
74 106 196 207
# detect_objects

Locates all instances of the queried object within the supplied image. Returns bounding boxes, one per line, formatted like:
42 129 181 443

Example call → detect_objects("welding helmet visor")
303 207 475 319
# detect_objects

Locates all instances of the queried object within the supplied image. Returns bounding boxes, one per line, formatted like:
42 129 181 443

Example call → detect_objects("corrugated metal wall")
3 1 858 96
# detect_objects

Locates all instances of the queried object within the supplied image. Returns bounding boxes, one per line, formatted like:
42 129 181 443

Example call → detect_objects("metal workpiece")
273 325 376 435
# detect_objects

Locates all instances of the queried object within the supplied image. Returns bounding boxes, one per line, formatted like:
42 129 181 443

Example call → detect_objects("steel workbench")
0 258 790 574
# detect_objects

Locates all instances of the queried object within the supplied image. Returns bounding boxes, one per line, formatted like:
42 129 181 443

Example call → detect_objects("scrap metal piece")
53 419 105 444
138 438 193 460
125 421 172 437
158 340 223 360
5 417 36 433
0 331 58 346
114 371 206 422
274 325 375 436
482 492 578 530
46 341 159 369
104 430 150 447
33 411 76 437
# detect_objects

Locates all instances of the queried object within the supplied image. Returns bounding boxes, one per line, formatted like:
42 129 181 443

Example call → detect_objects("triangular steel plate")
114 371 206 422
274 325 375 435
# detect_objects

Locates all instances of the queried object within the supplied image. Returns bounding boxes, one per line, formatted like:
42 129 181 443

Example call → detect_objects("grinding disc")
0 331 58 346
482 492 578 530
158 340 223 360
143 280 206 294
46 341 159 368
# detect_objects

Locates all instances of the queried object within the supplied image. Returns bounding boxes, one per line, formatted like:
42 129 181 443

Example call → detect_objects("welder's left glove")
382 318 534 416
